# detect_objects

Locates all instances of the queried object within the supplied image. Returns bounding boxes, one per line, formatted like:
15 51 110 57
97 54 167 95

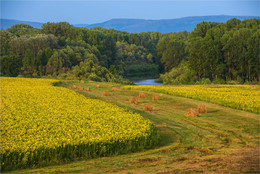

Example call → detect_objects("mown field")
3 79 260 173
124 85 260 113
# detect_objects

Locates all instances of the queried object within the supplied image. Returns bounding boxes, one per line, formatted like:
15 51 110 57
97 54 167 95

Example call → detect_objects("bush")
226 80 240 85
195 78 212 85
160 61 196 85
88 73 102 82
71 59 133 84
212 78 226 84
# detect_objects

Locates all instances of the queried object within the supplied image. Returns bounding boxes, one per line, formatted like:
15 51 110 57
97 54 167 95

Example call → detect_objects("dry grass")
198 104 207 113
103 90 109 96
96 84 100 88
112 87 117 91
139 92 146 98
152 94 159 101
80 80 84 84
144 103 153 111
85 87 90 91
185 108 199 117
129 97 138 105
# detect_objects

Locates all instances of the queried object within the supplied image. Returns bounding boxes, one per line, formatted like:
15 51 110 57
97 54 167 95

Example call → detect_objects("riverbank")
134 79 162 86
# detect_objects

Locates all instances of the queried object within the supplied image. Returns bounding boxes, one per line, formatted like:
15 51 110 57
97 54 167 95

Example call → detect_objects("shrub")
212 78 226 84
195 78 211 85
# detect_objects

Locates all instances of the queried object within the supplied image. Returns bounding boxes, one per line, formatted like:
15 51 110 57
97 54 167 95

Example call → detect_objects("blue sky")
1 0 259 24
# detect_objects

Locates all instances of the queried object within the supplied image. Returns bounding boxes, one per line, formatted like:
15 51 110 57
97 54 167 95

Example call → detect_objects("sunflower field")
124 85 260 113
0 77 158 171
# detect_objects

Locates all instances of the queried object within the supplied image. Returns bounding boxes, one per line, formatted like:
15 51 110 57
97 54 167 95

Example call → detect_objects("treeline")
0 22 162 83
1 18 259 84
158 18 259 84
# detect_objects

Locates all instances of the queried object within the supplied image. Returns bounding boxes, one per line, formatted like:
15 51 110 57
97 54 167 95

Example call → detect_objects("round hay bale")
144 103 153 111
103 90 109 96
78 86 84 91
129 97 138 104
152 94 159 101
112 87 117 91
85 87 90 91
80 80 84 84
198 105 207 113
185 109 199 117
96 84 100 88
72 85 77 89
139 92 146 98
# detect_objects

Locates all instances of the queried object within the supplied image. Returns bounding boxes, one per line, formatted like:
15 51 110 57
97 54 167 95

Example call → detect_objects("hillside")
0 19 43 29
2 15 258 33
80 15 259 33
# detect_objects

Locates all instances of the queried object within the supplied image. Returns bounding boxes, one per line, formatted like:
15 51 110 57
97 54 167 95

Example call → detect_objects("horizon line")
1 14 259 25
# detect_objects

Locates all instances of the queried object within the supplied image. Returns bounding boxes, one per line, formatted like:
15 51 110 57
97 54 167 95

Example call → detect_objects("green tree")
1 55 22 76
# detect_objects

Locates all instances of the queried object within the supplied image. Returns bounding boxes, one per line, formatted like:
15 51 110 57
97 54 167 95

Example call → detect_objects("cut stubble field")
11 80 260 174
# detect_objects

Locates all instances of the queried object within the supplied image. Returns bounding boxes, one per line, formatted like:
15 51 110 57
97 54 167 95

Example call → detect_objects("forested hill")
1 19 43 30
1 18 259 84
83 15 259 33
1 15 258 33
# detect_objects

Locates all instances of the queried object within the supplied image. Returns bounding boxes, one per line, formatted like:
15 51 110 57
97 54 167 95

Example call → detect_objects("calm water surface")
134 79 162 86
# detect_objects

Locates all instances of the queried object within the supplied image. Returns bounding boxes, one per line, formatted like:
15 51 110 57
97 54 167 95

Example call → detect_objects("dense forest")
0 18 259 84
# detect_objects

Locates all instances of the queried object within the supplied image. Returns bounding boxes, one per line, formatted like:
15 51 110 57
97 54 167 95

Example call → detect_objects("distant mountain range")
1 19 43 30
1 15 259 33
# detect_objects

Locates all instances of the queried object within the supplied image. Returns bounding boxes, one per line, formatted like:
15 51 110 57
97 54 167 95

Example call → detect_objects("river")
134 79 162 86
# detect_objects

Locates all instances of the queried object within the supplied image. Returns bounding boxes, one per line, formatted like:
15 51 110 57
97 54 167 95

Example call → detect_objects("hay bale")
80 80 84 84
198 105 207 113
78 86 84 91
152 94 159 101
72 85 77 89
103 90 109 96
144 103 153 111
129 97 138 104
85 87 90 91
139 92 146 98
112 87 117 91
185 109 199 117
96 84 100 88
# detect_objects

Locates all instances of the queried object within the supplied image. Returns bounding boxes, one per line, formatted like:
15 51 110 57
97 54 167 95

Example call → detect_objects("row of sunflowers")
1 77 158 171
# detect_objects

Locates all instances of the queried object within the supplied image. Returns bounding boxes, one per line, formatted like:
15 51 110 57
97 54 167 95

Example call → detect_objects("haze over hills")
1 19 43 30
83 15 259 33
1 15 259 33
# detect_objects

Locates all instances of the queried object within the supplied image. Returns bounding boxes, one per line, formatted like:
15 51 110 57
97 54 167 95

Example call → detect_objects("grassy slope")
9 81 260 173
